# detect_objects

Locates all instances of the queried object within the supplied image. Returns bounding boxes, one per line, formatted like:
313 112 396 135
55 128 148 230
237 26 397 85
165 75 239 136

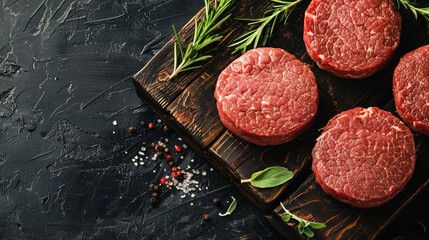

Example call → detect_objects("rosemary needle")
169 0 235 80
396 0 429 29
229 0 303 54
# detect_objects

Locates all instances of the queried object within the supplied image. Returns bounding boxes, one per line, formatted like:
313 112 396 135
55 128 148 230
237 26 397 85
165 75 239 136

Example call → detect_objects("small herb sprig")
169 0 235 80
219 196 237 217
229 0 303 54
280 202 326 238
241 166 293 188
397 0 429 28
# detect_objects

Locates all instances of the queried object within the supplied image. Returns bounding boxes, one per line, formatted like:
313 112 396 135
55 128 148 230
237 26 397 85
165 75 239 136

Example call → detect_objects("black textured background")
0 0 428 239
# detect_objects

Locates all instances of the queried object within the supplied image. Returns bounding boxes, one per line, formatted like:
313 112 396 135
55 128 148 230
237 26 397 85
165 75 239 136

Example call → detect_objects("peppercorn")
163 125 169 132
159 137 164 142
176 170 182 177
168 161 174 166
156 150 162 156
165 155 172 161
171 166 178 172
171 172 177 178
160 177 167 184
164 148 170 153
128 126 136 133
174 145 182 152
153 185 159 192
150 197 157 204
148 122 154 129
149 184 154 191
152 192 159 198
203 214 209 221
213 198 221 206
150 142 155 148
200 221 205 226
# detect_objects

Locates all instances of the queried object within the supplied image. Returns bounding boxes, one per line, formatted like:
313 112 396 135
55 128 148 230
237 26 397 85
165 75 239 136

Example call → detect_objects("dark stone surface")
0 1 282 239
0 0 428 240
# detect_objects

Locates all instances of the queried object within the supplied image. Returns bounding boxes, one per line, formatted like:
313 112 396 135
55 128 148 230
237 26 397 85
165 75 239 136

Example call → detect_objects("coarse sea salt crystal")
141 147 146 151
132 159 136 162
112 120 117 126
191 193 195 198
139 162 144 165
133 162 138 166
190 203 193 206
182 144 187 149
202 171 207 176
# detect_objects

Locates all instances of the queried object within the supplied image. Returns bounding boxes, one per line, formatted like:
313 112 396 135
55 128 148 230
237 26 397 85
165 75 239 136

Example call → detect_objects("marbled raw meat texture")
393 44 429 136
312 107 415 208
215 48 319 146
304 0 401 79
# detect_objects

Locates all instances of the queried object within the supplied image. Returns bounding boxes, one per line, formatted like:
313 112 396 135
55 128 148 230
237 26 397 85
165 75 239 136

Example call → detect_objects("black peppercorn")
152 192 159 198
128 126 136 133
163 125 169 132
149 184 154 191
153 185 159 192
168 161 174 166
159 137 164 142
213 198 221 206
150 142 155 148
150 197 157 204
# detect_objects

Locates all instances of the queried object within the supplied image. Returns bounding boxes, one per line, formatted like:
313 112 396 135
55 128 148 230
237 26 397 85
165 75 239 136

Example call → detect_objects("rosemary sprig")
229 0 302 54
169 0 235 80
280 202 326 238
396 0 429 29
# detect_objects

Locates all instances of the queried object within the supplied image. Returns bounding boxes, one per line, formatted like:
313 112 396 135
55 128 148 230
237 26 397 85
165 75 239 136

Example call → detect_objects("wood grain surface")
133 0 429 238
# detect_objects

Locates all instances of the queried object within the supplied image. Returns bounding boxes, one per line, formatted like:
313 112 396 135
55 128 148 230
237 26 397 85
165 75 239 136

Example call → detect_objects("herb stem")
169 0 235 80
240 179 252 183
396 0 429 30
229 0 303 54
280 202 308 225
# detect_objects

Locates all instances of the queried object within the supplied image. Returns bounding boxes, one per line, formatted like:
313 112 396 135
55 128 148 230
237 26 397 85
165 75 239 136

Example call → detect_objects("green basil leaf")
303 227 315 238
297 222 304 234
219 196 237 217
281 213 291 222
309 222 326 229
250 166 293 188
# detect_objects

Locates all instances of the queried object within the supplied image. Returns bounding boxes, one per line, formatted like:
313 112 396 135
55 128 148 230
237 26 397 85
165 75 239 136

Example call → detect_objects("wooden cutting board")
133 0 429 238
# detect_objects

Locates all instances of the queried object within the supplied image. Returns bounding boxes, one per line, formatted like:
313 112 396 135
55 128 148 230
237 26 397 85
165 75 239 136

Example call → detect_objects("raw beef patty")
312 107 415 208
215 48 319 146
304 0 401 79
393 44 429 136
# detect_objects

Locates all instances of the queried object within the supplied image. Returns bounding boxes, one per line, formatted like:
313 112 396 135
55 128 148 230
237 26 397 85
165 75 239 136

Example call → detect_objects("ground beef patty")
304 0 401 79
214 48 319 146
312 107 415 208
393 44 429 136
